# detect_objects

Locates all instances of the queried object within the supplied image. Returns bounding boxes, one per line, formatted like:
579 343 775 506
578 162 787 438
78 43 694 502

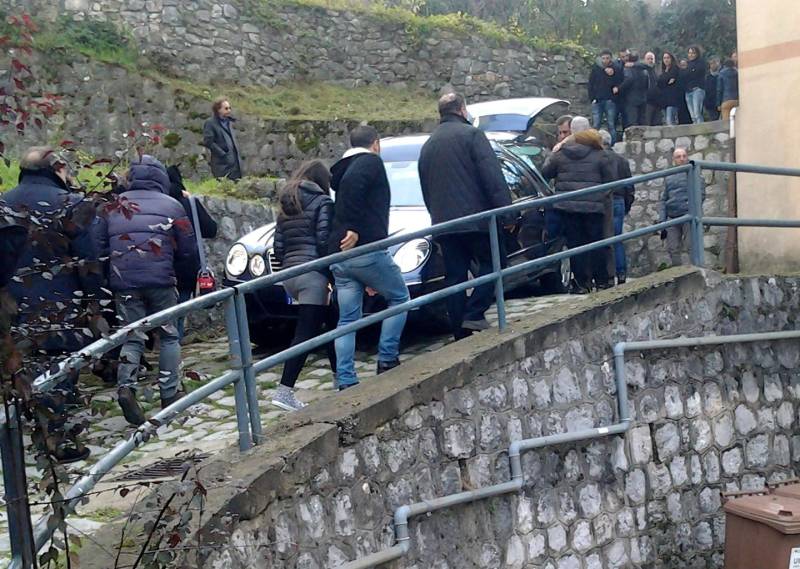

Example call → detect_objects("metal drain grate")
112 453 210 482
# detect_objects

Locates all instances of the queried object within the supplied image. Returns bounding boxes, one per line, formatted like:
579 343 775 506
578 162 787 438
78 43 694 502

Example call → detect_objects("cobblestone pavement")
0 292 591 563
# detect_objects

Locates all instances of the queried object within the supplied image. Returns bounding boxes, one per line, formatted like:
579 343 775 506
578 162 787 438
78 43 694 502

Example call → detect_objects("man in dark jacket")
600 130 635 284
166 165 218 340
620 52 650 129
704 58 721 121
418 92 512 340
202 97 242 180
541 129 615 293
99 155 198 424
717 59 739 120
660 147 705 266
589 50 624 145
328 125 410 391
643 52 662 126
3 146 102 462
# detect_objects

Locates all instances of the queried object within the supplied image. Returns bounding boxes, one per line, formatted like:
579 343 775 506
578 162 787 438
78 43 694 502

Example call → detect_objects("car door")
497 153 548 266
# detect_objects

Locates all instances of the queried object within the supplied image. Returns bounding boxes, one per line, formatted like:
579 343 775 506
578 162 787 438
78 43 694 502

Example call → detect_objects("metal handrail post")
488 215 507 332
223 295 252 451
688 161 706 267
0 403 35 569
233 292 262 445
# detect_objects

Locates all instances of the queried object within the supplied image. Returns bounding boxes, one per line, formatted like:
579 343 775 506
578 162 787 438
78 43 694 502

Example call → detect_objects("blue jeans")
685 88 705 124
176 289 193 341
613 197 627 276
592 99 618 144
115 287 181 399
664 106 679 126
331 250 410 388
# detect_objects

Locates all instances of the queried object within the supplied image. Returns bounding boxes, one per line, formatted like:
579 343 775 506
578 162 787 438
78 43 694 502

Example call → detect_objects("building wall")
735 0 800 271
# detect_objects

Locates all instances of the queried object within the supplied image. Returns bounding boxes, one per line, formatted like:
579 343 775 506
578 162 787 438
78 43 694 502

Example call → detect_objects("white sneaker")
271 386 307 412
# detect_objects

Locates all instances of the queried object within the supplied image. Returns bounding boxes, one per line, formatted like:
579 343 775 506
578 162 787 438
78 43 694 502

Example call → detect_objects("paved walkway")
0 292 590 563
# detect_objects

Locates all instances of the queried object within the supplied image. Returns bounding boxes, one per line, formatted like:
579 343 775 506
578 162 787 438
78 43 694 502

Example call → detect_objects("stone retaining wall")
81 268 800 568
0 53 434 178
616 121 734 276
1 0 590 108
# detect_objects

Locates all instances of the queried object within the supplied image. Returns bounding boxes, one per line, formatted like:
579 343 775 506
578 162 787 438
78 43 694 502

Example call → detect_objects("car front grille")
267 250 282 274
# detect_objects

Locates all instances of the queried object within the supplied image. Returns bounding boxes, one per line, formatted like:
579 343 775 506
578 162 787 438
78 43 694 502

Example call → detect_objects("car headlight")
226 244 248 277
249 254 266 277
393 239 431 273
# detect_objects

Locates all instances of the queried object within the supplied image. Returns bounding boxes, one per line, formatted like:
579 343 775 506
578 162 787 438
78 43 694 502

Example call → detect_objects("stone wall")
1 0 590 109
616 121 734 276
81 268 800 568
0 53 433 178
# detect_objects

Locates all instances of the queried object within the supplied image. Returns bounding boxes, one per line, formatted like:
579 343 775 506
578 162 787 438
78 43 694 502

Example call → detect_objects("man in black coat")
588 50 624 144
419 92 512 340
620 52 650 129
328 125 410 390
202 97 242 180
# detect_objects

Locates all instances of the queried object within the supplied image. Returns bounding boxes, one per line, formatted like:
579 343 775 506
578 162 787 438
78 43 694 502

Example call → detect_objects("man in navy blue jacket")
98 155 198 424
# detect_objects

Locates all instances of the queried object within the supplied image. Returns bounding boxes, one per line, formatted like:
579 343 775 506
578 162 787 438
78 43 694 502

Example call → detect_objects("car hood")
233 206 432 253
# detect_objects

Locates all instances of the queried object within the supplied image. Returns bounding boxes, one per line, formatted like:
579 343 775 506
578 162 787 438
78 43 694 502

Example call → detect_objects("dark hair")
349 125 379 149
438 92 467 118
212 97 229 116
279 160 331 217
688 45 703 58
627 51 639 63
722 58 735 68
662 51 676 71
599 49 612 57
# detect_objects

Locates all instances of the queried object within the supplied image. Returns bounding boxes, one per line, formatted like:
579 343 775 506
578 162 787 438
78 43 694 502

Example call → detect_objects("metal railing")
5 159 800 568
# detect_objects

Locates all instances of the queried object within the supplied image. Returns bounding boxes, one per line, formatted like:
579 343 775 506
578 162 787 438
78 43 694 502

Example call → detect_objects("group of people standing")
589 46 740 143
271 92 515 410
1 145 219 459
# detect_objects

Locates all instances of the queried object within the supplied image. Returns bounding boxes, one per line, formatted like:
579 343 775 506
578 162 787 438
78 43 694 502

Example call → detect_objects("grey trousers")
666 224 686 266
115 287 180 399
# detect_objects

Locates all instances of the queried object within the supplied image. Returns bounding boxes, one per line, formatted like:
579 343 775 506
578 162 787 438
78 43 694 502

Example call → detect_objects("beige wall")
736 1 800 271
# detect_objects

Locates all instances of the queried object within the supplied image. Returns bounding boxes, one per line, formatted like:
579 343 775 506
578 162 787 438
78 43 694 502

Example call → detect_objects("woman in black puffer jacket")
271 160 336 411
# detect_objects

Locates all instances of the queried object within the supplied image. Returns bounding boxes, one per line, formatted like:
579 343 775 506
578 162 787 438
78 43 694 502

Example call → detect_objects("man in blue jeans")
328 125 410 390
589 49 623 144
599 130 635 284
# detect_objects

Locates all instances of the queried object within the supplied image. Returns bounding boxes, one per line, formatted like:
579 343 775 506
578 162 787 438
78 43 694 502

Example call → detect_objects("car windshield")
385 160 425 206
476 114 530 132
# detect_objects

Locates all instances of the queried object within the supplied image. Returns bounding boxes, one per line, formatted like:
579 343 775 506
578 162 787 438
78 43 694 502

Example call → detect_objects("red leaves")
13 77 25 91
60 140 76 149
103 196 141 221
11 58 29 73
168 533 182 548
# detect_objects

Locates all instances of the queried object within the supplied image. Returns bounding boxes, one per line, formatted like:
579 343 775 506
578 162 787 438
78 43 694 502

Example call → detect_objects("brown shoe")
118 387 145 426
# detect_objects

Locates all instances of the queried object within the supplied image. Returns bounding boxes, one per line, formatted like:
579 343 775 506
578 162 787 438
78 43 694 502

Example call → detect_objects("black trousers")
623 102 647 129
280 304 337 388
645 103 663 126
437 232 496 337
561 212 610 289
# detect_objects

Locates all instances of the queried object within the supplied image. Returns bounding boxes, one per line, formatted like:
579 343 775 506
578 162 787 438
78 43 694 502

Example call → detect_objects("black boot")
377 359 400 375
118 387 145 426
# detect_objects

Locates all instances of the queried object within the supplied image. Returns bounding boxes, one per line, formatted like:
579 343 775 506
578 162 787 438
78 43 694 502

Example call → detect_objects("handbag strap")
187 196 209 270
